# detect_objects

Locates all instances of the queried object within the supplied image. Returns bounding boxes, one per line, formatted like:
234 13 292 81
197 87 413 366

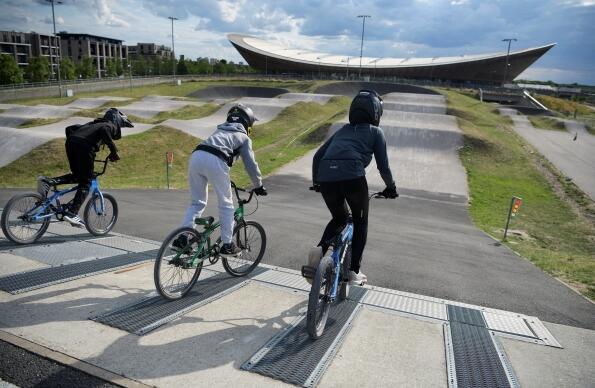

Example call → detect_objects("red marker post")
503 196 522 240
166 151 174 189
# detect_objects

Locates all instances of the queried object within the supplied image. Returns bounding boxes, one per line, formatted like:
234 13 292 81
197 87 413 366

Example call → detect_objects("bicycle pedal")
301 265 316 279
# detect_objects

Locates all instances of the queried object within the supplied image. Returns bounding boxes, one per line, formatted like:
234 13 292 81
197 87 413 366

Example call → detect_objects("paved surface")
0 104 78 127
501 108 595 199
118 95 204 119
190 86 289 99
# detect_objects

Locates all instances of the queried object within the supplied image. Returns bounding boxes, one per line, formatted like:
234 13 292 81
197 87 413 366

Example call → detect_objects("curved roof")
229 33 555 69
228 34 555 84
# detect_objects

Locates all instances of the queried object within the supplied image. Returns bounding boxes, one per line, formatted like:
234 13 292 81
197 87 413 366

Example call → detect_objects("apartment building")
58 32 127 78
0 30 61 76
128 43 172 60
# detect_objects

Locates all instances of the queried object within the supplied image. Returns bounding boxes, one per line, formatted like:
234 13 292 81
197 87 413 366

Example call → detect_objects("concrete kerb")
0 330 152 388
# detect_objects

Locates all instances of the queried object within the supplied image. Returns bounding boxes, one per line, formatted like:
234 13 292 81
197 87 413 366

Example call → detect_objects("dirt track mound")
314 82 439 97
190 86 289 100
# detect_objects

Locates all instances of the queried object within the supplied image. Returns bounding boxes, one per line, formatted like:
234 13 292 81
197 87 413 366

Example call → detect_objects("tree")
131 57 147 76
59 57 76 80
105 58 117 77
115 58 123 76
0 54 24 85
26 56 50 83
152 56 162 75
176 57 188 75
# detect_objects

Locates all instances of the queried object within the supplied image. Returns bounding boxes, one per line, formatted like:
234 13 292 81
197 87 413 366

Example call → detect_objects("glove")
108 152 120 162
382 184 399 199
310 184 321 192
254 186 268 196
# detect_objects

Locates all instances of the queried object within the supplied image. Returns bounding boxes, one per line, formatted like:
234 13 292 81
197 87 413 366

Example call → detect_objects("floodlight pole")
502 38 517 86
46 0 63 96
358 15 370 78
169 16 178 83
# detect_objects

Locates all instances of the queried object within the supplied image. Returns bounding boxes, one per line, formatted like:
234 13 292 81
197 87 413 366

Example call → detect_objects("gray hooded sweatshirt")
200 122 263 187
312 123 394 187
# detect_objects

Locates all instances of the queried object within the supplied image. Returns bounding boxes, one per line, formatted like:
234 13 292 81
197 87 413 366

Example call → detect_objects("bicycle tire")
1 193 50 244
339 244 351 301
84 193 118 236
154 227 204 300
307 256 334 339
222 220 266 277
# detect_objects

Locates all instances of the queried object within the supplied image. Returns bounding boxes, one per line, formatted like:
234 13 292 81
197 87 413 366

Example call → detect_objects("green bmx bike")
154 181 266 300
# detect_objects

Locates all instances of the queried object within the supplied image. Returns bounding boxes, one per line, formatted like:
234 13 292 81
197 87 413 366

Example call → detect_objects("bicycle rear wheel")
222 220 266 277
154 227 204 300
1 193 50 244
84 193 118 236
306 256 334 340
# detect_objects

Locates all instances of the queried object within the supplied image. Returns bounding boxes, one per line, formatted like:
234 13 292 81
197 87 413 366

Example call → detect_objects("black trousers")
52 140 95 213
318 177 369 273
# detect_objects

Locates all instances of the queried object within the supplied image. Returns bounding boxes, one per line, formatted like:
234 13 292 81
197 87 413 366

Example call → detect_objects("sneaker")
304 246 323 284
63 211 84 228
349 270 368 286
220 242 242 257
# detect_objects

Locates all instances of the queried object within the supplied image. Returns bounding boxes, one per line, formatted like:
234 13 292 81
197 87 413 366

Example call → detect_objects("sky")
2 0 594 84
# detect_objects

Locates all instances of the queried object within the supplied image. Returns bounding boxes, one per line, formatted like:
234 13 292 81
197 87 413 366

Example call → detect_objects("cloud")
42 15 64 25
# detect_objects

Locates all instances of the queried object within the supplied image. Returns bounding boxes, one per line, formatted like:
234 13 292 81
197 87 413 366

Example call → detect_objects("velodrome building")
228 34 555 84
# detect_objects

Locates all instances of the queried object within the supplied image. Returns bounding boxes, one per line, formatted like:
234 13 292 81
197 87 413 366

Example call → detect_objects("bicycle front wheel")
1 193 50 244
84 193 118 236
307 256 334 340
222 220 266 277
154 227 204 300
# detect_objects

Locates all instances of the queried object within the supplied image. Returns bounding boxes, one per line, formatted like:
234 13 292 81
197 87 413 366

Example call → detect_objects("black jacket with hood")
65 118 120 154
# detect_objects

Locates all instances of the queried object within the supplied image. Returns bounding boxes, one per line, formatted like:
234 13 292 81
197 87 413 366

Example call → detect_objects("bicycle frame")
328 221 353 301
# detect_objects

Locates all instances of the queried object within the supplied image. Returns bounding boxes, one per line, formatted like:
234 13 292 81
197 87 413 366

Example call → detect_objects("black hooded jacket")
65 118 120 153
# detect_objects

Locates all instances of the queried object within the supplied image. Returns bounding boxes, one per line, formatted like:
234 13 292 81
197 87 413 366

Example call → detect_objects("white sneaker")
349 270 368 286
304 246 323 284
64 213 84 228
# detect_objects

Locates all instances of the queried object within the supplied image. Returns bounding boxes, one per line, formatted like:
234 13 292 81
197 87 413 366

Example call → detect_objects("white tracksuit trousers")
182 151 235 244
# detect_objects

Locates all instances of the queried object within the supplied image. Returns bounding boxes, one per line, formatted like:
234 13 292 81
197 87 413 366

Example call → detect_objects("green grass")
440 88 595 299
127 103 221 124
8 79 323 106
18 118 64 128
528 116 567 131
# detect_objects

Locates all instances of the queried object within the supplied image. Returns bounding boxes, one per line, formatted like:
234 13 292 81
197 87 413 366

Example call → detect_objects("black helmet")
103 108 134 138
226 103 258 131
349 89 383 126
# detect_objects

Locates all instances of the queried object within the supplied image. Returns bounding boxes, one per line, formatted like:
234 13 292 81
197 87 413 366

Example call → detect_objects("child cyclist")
175 103 267 256
309 90 398 285
38 108 133 227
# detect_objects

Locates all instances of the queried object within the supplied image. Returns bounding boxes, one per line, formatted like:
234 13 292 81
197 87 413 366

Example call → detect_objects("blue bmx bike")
302 189 387 339
1 158 118 244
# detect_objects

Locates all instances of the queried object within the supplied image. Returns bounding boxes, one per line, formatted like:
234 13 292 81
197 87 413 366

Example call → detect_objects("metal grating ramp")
91 266 268 335
0 250 158 294
445 305 519 388
10 240 126 266
242 286 367 387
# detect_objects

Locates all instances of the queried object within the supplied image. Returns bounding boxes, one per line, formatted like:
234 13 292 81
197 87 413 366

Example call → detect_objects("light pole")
46 0 63 96
370 57 382 80
316 56 322 79
341 57 350 79
502 38 517 86
357 15 371 78
168 16 178 83
128 63 132 89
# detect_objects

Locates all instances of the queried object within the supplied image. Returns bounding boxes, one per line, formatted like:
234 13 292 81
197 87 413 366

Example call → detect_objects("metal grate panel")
10 241 125 266
242 286 367 387
89 236 160 253
450 322 511 388
0 250 158 294
251 268 311 292
448 305 486 327
46 222 91 236
91 266 268 335
483 312 535 338
363 289 447 321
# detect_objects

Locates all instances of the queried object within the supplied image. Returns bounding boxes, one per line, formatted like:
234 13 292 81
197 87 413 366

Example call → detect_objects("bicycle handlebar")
93 157 111 177
231 181 255 204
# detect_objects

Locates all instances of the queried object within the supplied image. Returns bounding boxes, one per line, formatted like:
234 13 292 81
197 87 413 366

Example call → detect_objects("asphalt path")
1 183 593 330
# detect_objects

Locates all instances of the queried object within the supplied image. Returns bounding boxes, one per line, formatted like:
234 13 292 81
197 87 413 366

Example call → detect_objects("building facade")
228 34 555 85
1 30 61 77
58 32 127 78
127 43 171 60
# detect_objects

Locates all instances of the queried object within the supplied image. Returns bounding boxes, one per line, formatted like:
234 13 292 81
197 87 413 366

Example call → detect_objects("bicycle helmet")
103 108 134 139
348 89 383 126
226 103 258 132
